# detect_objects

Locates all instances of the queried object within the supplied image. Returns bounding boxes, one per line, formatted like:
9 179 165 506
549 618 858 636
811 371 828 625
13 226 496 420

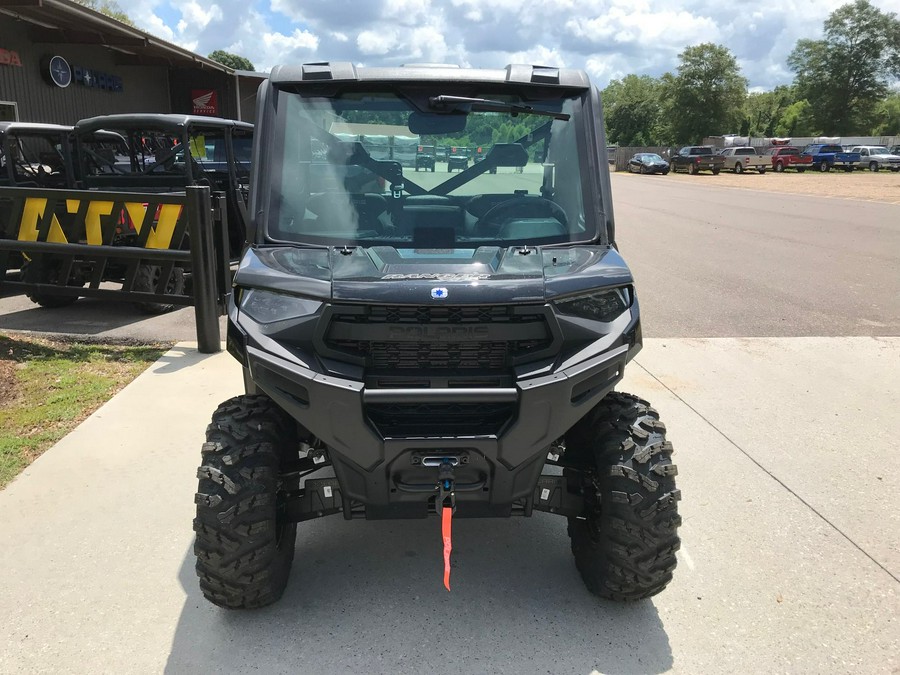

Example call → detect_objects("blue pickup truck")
802 144 860 172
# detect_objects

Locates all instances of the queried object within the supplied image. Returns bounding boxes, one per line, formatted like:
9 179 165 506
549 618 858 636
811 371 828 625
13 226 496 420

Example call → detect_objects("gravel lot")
633 168 900 203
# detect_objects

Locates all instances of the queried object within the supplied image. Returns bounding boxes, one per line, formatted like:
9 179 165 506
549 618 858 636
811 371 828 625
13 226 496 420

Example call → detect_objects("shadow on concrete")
166 515 673 674
0 286 218 343
150 346 223 374
0 296 178 335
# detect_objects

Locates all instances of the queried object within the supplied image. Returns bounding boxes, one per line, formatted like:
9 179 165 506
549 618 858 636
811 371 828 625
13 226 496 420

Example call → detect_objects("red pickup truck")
765 146 813 173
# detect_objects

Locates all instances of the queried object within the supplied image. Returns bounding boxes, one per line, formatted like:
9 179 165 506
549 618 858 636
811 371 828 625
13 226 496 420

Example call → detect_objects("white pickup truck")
718 146 769 174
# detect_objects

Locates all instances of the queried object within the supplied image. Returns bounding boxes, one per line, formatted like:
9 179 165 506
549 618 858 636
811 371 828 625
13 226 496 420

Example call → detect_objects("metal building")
0 0 264 124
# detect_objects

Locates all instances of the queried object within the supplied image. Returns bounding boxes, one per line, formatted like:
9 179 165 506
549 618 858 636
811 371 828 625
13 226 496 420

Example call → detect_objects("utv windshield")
266 89 592 247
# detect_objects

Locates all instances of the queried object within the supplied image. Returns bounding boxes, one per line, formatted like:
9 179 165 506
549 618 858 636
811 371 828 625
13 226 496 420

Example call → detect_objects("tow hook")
436 458 457 513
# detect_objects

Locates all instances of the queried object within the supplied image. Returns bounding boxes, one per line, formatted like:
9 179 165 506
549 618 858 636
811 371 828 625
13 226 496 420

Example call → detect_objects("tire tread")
193 394 298 609
566 392 681 601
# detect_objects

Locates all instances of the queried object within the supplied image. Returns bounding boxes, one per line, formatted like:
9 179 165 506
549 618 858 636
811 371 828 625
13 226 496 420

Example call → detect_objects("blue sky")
120 0 900 90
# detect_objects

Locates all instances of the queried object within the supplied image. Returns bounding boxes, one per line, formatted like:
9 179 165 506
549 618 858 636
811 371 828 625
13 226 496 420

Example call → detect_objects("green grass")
0 334 169 489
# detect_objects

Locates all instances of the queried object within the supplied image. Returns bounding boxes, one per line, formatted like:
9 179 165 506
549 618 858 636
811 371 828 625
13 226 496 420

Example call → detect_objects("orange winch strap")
442 506 452 591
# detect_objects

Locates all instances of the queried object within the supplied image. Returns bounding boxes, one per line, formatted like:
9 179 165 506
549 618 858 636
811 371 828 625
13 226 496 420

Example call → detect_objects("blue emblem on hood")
431 287 448 299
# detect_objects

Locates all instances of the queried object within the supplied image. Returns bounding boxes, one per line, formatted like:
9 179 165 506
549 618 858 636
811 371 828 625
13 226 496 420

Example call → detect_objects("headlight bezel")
239 288 323 324
553 286 633 323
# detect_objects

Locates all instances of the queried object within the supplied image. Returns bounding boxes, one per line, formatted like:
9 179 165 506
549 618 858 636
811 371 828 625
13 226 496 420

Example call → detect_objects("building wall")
238 76 264 123
168 68 238 120
0 17 249 125
0 17 171 124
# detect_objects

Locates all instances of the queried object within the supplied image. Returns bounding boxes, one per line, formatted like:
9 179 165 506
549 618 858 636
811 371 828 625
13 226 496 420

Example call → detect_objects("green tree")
871 92 900 134
601 75 665 146
788 0 900 134
773 99 819 137
208 50 255 71
74 0 135 26
666 43 748 144
741 86 795 137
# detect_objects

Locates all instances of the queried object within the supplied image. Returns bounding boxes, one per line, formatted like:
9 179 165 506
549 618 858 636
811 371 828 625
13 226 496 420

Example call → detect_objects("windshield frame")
252 81 605 249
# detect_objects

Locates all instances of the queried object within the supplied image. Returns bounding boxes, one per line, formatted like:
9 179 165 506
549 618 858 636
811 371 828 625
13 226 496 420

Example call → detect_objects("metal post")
212 194 232 313
186 185 222 354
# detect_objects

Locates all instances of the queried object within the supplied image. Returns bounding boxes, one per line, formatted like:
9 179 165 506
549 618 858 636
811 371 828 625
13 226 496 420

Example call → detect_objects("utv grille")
367 401 515 437
364 305 525 323
324 304 552 371
361 340 509 370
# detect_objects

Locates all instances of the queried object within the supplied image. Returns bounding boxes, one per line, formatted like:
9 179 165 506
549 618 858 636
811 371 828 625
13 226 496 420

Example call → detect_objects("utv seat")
306 192 388 235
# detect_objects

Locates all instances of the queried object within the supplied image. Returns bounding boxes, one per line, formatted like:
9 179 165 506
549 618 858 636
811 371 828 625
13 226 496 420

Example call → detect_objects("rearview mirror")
408 111 467 135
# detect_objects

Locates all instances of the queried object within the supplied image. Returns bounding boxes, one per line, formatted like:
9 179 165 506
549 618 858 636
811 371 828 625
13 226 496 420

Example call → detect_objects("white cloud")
357 29 400 56
507 46 567 69
566 8 720 47
382 0 435 24
263 29 319 53
406 25 450 61
269 0 306 23
139 14 176 42
116 0 900 88
180 1 223 30
585 57 623 85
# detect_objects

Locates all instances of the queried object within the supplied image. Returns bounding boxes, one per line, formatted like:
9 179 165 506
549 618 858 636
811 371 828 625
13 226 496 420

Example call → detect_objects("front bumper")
239 323 635 517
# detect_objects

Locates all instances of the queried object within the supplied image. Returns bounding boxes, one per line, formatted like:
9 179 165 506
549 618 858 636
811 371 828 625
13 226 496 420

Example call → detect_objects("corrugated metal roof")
0 0 234 72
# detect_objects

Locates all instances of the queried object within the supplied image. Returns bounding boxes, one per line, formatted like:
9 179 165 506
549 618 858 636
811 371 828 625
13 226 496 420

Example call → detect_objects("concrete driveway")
1 338 897 674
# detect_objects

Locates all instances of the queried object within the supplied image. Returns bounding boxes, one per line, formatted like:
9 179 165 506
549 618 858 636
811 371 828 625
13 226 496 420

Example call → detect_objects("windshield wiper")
429 95 570 121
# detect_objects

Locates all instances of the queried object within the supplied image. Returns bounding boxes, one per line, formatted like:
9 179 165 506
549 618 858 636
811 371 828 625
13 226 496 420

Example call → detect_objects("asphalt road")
612 173 900 337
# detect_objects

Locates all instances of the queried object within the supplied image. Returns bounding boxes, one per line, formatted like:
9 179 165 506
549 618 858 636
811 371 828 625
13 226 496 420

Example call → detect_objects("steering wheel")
477 196 568 235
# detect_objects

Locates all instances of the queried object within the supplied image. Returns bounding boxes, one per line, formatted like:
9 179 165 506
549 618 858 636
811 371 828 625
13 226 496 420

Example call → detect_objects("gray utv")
194 63 681 608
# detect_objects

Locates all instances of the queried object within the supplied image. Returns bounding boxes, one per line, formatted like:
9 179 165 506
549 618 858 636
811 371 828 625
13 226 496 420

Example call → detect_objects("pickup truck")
765 146 813 172
719 147 768 174
669 146 725 175
801 144 860 172
849 145 900 172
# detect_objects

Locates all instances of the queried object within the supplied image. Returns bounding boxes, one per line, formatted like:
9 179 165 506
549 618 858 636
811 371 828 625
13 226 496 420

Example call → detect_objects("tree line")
602 0 900 146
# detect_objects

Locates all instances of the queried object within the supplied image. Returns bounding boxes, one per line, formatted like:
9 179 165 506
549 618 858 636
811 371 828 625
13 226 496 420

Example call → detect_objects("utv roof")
0 122 73 135
74 114 253 135
269 62 591 88
0 123 124 146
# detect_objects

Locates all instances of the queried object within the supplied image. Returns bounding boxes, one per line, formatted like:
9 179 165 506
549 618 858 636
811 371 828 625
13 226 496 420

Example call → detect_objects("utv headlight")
240 289 322 324
554 287 632 322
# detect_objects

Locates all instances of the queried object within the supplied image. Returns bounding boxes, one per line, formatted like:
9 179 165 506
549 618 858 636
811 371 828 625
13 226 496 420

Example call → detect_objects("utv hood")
233 245 634 304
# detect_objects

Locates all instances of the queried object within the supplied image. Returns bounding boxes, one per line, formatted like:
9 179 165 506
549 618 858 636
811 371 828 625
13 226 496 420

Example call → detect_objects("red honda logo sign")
0 48 22 67
191 89 218 115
